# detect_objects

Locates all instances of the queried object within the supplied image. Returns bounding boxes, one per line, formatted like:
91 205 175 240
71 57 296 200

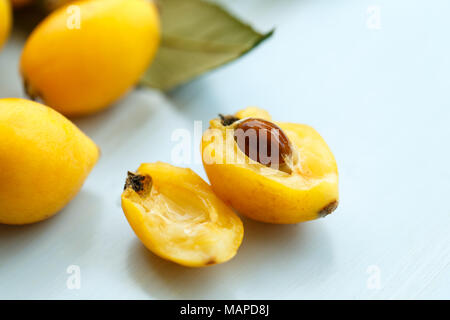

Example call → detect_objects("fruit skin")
0 0 11 49
121 162 244 267
0 98 99 225
235 106 271 121
21 0 160 116
202 107 339 224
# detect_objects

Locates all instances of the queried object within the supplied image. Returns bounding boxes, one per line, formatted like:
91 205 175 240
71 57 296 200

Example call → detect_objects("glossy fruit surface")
21 0 160 116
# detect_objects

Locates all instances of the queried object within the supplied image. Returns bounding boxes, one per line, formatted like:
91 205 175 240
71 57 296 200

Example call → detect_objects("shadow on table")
127 217 334 299
0 190 102 262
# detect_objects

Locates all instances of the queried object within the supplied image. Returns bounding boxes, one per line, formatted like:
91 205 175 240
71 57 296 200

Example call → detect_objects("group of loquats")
0 0 339 267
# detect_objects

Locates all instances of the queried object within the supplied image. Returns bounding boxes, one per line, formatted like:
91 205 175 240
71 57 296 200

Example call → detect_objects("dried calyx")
219 114 240 126
124 172 152 196
23 79 40 102
318 200 339 217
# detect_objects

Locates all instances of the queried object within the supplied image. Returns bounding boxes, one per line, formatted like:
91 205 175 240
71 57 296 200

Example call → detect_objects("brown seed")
234 118 292 168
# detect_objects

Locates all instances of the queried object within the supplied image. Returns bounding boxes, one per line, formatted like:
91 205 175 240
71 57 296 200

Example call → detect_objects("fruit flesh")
0 0 11 49
20 0 160 116
121 162 244 267
202 107 339 224
0 98 99 225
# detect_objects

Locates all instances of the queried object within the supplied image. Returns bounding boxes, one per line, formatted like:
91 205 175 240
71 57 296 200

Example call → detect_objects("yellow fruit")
202 107 339 224
0 98 99 225
0 0 11 49
121 162 244 267
235 106 271 121
21 0 160 116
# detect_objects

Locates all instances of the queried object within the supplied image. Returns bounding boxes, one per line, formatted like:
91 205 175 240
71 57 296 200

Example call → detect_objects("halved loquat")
121 162 244 267
202 107 339 224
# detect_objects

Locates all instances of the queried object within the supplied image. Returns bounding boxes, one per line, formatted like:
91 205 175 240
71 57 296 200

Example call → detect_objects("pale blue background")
0 0 449 299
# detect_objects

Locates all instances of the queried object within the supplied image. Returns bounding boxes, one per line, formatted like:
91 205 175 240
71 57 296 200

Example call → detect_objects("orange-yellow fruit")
121 162 244 267
0 0 11 49
21 0 160 116
0 98 99 225
202 107 339 224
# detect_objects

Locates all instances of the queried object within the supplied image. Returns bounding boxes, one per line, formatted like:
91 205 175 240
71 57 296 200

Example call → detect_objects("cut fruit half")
202 107 339 224
121 162 244 267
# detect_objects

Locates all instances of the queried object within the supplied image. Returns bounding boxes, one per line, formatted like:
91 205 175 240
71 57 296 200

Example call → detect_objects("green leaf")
140 0 273 91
